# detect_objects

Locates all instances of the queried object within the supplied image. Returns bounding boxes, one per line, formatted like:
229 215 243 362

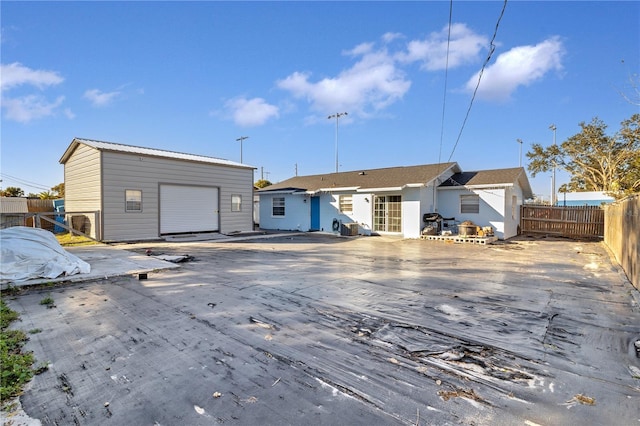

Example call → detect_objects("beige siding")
64 144 101 238
101 152 253 241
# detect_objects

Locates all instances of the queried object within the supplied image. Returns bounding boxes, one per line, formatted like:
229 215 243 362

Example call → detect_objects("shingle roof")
440 167 533 198
60 138 253 169
260 163 460 193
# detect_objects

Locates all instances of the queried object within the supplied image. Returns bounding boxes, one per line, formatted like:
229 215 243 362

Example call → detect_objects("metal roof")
259 163 460 193
0 197 29 214
60 138 254 169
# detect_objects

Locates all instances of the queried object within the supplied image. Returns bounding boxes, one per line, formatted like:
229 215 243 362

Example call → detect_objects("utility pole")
295 163 298 176
328 112 347 173
236 136 249 163
517 138 523 167
549 124 557 206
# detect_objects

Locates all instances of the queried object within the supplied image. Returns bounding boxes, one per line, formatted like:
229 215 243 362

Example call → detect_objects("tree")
38 190 56 200
51 183 65 198
255 179 272 189
527 114 640 199
0 187 25 197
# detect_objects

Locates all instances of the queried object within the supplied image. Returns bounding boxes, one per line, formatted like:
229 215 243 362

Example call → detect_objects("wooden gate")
521 205 605 238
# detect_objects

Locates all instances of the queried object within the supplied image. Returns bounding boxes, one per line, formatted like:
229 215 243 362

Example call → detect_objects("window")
272 197 285 216
460 194 479 214
125 190 142 212
231 194 242 212
339 195 353 213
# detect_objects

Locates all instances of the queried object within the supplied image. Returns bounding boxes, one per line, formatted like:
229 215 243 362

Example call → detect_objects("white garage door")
160 185 219 234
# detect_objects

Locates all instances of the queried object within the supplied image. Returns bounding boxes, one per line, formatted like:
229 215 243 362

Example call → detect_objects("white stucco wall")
258 193 310 231
437 188 508 239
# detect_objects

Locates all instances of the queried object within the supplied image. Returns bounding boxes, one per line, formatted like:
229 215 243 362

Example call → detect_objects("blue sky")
1 1 638 200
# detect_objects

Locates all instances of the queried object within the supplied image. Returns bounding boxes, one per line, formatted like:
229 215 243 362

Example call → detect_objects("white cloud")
64 108 76 119
0 62 64 91
397 23 487 71
277 46 411 117
83 88 121 107
466 36 565 102
0 62 66 122
225 97 279 127
1 95 65 123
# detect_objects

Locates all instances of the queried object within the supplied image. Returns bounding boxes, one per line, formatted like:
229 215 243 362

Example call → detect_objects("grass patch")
55 232 96 247
0 299 35 402
39 294 55 307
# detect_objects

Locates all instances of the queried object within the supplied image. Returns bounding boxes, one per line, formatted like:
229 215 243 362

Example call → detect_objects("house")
258 163 533 240
59 138 255 242
438 168 533 239
555 191 615 206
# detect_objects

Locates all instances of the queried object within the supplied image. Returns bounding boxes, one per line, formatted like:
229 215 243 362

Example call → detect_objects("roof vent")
359 171 366 175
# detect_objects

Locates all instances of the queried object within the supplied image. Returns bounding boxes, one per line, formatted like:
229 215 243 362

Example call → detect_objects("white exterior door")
160 185 219 234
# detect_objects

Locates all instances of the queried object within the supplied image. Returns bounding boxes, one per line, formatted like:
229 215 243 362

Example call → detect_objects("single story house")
258 163 533 240
60 138 255 242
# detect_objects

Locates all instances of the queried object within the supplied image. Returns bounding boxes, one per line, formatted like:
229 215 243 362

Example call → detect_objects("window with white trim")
339 195 353 213
460 194 479 214
125 190 142 212
231 194 242 212
272 197 285 216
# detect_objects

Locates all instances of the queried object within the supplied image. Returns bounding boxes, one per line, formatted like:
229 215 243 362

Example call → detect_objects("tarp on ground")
0 227 90 283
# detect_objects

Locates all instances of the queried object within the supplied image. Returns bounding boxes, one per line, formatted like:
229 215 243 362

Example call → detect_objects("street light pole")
517 138 523 167
236 136 249 163
328 112 347 173
549 124 557 206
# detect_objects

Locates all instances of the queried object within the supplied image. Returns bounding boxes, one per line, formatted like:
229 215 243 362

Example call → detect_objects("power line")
437 0 454 166
0 173 52 191
447 0 508 162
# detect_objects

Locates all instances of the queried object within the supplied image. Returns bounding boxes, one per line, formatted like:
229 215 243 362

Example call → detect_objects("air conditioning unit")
341 223 359 236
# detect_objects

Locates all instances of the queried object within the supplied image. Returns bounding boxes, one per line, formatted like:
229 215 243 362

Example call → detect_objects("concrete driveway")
4 234 640 425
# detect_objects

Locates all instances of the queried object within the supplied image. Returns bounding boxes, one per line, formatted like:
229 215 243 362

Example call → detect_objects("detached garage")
60 138 255 242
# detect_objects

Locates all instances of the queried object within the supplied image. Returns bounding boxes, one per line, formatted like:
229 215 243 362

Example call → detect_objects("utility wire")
447 0 508 162
437 0 454 166
0 173 52 191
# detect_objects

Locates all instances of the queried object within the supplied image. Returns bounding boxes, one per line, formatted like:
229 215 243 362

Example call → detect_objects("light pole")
549 124 557 206
236 136 249 163
517 138 523 167
328 112 347 173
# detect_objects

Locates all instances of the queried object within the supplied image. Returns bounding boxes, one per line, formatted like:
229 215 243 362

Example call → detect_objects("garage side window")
272 197 285 216
460 194 479 214
125 190 142 212
231 194 242 212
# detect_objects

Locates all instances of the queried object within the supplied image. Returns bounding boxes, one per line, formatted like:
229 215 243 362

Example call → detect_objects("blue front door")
310 196 320 231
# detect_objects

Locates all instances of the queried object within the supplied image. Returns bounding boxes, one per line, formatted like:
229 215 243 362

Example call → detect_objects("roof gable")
260 163 460 193
59 138 253 169
440 167 533 198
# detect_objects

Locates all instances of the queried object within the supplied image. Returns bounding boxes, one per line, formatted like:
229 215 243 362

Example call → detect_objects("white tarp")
0 227 91 282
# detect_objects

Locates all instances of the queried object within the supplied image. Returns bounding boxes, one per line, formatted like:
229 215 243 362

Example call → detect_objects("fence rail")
0 211 101 241
521 205 604 238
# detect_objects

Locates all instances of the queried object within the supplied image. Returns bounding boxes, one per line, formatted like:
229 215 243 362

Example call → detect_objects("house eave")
357 186 403 192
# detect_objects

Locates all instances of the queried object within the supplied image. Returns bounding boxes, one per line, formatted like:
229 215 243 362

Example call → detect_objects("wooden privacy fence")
604 194 639 290
520 205 605 238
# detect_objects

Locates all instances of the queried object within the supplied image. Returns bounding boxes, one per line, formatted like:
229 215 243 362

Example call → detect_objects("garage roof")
439 167 534 199
60 138 254 169
259 163 460 193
